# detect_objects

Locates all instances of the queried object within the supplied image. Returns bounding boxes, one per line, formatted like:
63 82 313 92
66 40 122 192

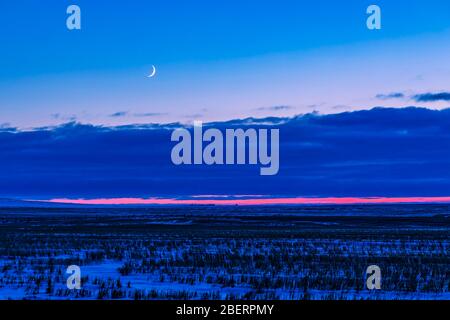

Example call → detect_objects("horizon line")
41 196 450 206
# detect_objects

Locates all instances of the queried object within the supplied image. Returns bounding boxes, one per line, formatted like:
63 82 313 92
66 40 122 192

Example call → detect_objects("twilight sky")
0 0 450 128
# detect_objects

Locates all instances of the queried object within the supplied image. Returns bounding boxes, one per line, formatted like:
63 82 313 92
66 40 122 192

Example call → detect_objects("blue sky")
0 0 450 127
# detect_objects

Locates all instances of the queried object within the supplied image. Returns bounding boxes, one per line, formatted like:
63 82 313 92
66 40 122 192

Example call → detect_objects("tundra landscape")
0 204 448 300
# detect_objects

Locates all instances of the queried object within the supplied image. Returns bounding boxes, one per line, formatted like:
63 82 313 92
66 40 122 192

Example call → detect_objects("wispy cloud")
332 105 350 110
109 111 128 117
375 91 450 103
183 113 204 119
412 92 450 102
375 92 405 100
133 112 168 117
51 113 77 121
256 105 294 111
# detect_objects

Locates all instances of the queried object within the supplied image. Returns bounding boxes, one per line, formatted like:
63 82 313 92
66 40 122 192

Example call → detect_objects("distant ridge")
0 198 86 208
0 198 211 208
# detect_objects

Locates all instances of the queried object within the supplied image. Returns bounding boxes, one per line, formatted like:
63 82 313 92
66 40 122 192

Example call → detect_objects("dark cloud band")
413 92 450 102
1 107 450 199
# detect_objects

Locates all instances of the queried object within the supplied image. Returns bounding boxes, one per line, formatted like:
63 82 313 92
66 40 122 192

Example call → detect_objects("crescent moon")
147 65 156 78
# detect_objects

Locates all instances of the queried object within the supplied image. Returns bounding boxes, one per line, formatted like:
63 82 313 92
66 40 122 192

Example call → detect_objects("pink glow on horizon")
44 196 450 206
